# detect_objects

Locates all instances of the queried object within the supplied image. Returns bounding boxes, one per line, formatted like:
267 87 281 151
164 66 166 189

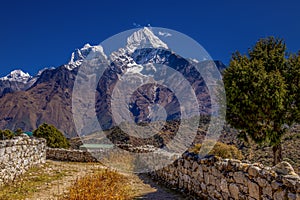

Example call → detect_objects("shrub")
65 169 133 200
189 140 244 160
14 128 23 136
33 123 70 148
0 129 14 140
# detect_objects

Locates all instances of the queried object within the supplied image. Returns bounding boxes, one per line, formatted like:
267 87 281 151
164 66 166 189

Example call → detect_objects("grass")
188 140 244 160
0 161 135 200
0 163 68 200
61 169 134 200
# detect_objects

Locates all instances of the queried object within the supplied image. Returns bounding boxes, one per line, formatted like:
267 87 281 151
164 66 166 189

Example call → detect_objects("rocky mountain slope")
0 28 226 138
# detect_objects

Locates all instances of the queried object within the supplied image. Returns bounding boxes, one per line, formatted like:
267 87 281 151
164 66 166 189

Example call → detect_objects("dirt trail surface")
24 160 193 200
26 161 104 200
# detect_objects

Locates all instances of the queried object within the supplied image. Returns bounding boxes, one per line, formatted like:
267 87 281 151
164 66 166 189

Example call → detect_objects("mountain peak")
68 43 107 70
125 27 168 53
0 69 32 83
83 43 92 48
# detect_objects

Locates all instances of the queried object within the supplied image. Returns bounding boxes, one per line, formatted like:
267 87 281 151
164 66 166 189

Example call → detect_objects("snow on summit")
110 27 169 62
125 27 168 53
0 69 32 83
67 43 107 70
2 27 170 79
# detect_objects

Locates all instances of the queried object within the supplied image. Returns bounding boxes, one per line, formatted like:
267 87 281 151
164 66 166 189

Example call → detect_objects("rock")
248 180 260 200
272 161 297 176
220 178 229 193
282 174 300 188
0 148 4 157
257 177 268 187
233 171 246 185
192 162 198 171
150 156 300 200
273 189 286 200
229 183 239 200
288 192 297 200
0 137 46 185
204 172 210 185
262 183 272 198
248 165 261 177
271 181 283 190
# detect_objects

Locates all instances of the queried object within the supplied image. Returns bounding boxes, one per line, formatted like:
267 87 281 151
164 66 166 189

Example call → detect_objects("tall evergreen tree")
223 37 300 165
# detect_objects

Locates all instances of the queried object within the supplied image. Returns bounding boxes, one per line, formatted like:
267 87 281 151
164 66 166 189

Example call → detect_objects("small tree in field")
33 123 70 148
15 128 23 136
0 129 14 140
223 37 300 165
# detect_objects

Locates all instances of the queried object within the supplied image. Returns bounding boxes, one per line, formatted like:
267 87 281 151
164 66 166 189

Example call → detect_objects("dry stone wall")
46 148 98 162
0 134 46 185
152 153 300 200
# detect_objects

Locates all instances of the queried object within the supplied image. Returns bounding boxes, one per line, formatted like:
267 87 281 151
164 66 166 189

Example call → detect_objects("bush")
33 123 70 148
65 169 133 200
189 140 244 160
0 130 14 140
14 128 23 136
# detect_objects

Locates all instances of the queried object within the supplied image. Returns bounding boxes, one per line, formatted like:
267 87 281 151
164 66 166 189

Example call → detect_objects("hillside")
218 124 300 173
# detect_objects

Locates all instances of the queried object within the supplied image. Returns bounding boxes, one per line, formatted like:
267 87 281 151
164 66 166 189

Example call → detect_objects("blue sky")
0 0 300 77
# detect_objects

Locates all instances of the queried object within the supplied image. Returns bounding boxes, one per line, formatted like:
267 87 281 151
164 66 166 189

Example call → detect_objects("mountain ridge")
0 28 226 137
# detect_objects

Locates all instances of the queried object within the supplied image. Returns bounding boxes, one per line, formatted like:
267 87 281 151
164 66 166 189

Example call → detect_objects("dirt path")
131 174 193 200
26 161 104 200
25 160 192 200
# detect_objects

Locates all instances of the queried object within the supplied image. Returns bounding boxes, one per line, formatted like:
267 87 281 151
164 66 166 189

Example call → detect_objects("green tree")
223 37 300 165
15 128 23 136
0 129 14 140
33 123 70 148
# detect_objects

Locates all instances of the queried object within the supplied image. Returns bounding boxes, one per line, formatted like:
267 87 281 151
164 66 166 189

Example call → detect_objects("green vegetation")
33 123 70 148
0 163 67 200
189 141 244 160
63 169 134 200
0 129 14 140
14 128 23 136
223 37 300 164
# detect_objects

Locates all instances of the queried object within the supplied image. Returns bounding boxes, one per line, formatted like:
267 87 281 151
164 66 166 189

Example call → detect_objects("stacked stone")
152 152 300 200
0 134 46 186
46 148 98 162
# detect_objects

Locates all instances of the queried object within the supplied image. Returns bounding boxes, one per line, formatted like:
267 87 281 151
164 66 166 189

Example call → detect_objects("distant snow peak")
68 27 168 70
125 27 168 53
0 69 32 83
37 67 55 76
110 27 169 62
83 43 92 48
68 43 107 70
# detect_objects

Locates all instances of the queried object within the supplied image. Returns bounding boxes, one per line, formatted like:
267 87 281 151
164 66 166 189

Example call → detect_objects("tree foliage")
14 128 23 136
0 129 14 140
223 37 300 164
33 123 70 148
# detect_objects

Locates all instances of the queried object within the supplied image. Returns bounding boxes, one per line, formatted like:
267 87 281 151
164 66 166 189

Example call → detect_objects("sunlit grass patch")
63 169 134 200
0 163 67 200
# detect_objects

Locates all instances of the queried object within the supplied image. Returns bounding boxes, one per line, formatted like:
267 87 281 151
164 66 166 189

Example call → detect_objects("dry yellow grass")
189 140 244 160
62 169 134 200
0 163 67 200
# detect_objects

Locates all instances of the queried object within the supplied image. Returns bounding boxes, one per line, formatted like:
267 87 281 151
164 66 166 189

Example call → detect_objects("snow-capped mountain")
0 27 171 86
0 27 226 138
0 67 56 97
111 27 168 62
0 70 32 83
67 43 107 70
125 27 168 53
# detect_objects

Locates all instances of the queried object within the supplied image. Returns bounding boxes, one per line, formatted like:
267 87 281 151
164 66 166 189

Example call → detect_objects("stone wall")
0 134 46 185
46 148 98 162
152 153 300 200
